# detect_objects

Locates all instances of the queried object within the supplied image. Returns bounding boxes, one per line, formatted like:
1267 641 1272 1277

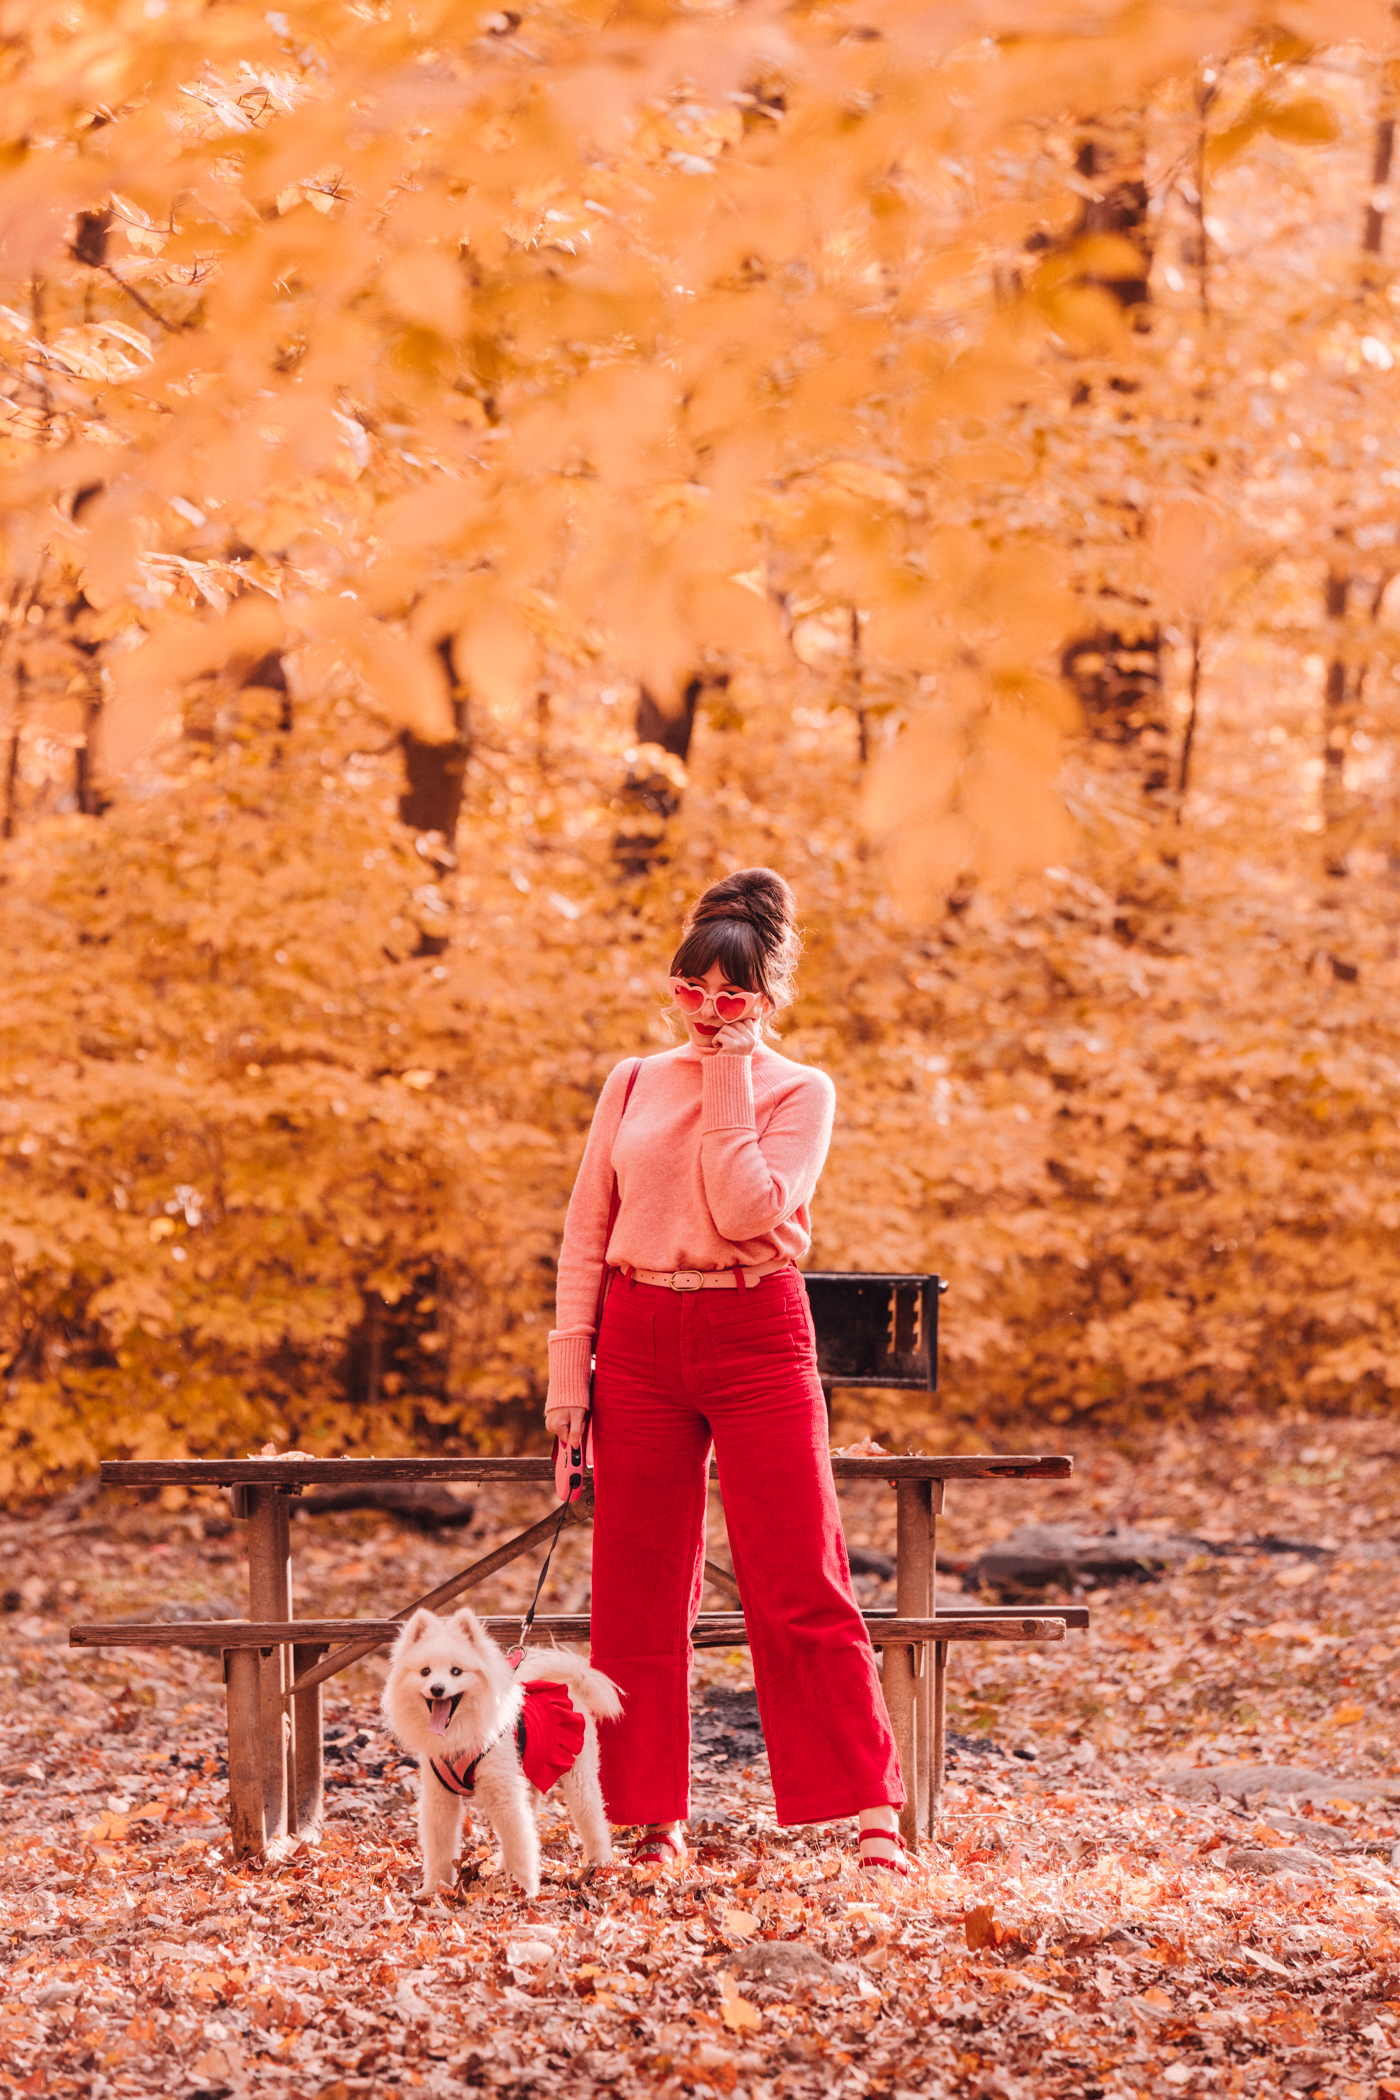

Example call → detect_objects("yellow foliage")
1 3 1399 1500
1206 92 1342 175
454 607 539 722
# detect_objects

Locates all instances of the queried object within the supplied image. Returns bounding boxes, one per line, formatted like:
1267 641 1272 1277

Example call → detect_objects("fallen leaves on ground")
2 1409 1399 2098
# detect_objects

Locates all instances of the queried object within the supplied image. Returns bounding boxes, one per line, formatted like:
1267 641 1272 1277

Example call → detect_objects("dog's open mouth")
425 1692 463 1737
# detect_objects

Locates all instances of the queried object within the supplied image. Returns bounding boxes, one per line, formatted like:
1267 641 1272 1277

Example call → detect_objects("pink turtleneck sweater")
546 1041 836 1414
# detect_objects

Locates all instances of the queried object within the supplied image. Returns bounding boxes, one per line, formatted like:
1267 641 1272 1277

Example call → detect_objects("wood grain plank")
69 1612 1066 1650
70 1620 400 1648
865 1603 1091 1628
97 1452 1071 1488
97 1458 560 1487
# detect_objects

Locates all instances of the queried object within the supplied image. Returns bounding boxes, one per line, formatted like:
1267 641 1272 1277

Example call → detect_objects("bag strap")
591 1055 642 1334
526 1058 643 1660
576 1051 642 1455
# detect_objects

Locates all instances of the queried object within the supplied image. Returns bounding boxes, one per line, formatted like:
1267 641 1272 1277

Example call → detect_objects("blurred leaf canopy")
2 0 1399 1495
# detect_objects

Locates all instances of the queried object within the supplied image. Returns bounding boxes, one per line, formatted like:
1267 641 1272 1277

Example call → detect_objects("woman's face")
672 958 771 1051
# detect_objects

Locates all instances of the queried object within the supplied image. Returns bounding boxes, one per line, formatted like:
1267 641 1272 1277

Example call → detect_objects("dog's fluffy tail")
517 1647 623 1722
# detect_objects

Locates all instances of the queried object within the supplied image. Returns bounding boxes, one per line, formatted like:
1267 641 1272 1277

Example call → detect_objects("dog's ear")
396 1609 436 1651
450 1607 497 1660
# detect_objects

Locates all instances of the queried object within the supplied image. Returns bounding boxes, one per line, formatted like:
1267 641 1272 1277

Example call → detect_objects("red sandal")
630 1825 687 1871
858 1827 911 1879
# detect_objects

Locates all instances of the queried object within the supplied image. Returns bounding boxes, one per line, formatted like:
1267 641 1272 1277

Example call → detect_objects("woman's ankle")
857 1813 909 1878
630 1821 688 1868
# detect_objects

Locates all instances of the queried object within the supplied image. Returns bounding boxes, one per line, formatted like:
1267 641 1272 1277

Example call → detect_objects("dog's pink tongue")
428 1699 452 1736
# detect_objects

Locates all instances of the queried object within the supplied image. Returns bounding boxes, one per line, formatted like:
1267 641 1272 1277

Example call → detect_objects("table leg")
895 1480 933 1851
293 1643 328 1838
225 1648 266 1860
932 1640 948 1826
882 1641 916 1851
245 1485 291 1842
927 1480 946 1840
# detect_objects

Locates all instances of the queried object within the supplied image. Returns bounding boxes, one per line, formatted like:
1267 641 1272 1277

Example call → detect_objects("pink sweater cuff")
546 1333 592 1415
700 1053 755 1132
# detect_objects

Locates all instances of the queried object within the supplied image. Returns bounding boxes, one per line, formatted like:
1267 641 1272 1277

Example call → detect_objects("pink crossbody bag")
553 1057 641 1504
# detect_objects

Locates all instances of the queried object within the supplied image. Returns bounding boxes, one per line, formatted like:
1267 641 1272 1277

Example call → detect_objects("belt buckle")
670 1270 704 1291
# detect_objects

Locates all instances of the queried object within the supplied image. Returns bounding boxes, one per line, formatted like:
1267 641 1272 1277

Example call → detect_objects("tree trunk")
1062 623 1169 796
1321 85 1395 875
244 649 291 728
3 660 26 840
613 675 710 876
342 1272 447 1420
1175 623 1203 815
398 636 471 842
74 688 104 816
635 679 701 762
1322 558 1355 879
1072 117 1153 314
1059 116 1167 801
849 608 869 763
1363 97 1395 260
70 590 109 817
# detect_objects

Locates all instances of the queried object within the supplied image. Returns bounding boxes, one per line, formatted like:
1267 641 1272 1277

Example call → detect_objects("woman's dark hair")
669 868 801 1018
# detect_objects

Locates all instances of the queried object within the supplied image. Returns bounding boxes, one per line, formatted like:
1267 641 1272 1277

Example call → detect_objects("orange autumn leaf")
719 1970 762 2031
86 1812 130 1842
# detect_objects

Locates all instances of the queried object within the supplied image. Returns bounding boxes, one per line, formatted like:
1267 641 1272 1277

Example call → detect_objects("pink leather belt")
624 1258 791 1292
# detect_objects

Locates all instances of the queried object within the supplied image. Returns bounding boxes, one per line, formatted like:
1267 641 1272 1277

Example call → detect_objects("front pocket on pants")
595 1290 658 1387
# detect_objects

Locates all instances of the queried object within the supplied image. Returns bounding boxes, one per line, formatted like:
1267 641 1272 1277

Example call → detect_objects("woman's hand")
710 1013 763 1056
545 1404 589 1448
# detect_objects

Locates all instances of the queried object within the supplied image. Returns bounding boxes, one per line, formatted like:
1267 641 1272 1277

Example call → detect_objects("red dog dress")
429 1680 586 1798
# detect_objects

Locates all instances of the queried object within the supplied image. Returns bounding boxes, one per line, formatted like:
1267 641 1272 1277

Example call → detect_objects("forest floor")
2 1408 1399 2100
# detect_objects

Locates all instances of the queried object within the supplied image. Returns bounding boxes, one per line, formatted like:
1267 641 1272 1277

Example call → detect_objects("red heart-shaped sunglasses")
669 978 763 1021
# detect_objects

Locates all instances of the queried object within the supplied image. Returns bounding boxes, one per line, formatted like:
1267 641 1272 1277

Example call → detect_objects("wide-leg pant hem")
588 1266 905 1828
771 1793 903 1829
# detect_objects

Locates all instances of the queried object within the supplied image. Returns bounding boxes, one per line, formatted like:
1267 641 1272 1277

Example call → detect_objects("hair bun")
692 867 794 931
671 867 801 1017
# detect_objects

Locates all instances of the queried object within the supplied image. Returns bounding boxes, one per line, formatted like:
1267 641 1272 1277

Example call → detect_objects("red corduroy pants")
588 1265 904 1828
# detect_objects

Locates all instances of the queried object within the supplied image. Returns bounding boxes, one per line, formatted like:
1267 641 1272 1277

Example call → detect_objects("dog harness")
429 1680 585 1799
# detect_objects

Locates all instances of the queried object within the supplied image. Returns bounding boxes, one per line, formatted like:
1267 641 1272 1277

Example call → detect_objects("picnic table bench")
67 1276 1081 1860
70 1451 1077 1861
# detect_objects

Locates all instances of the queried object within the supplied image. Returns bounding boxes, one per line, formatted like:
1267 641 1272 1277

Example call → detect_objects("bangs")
669 918 768 994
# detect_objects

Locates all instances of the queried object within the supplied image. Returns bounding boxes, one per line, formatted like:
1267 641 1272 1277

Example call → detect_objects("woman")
544 867 906 1876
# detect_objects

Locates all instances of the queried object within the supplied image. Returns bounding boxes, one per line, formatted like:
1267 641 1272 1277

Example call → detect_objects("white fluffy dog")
381 1606 621 1896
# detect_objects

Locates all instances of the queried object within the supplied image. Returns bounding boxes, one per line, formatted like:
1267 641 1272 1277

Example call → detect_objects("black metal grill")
801 1272 942 1390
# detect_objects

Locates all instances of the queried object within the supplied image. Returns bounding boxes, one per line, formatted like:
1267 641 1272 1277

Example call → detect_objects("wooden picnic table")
72 1450 1077 1860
